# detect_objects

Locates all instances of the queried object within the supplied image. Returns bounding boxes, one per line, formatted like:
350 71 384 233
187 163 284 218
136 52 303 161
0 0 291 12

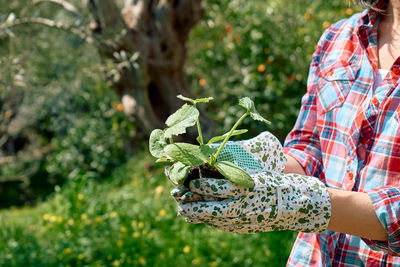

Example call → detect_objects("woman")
174 0 400 265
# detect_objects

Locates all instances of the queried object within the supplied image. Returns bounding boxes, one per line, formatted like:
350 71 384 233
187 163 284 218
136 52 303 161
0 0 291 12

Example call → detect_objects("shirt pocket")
316 61 357 114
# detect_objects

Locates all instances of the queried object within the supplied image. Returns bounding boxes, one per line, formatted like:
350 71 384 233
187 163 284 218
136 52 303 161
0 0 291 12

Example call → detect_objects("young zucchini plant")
149 95 270 189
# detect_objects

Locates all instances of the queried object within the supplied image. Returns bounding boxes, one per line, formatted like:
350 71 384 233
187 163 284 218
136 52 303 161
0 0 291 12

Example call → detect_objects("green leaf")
164 143 208 166
214 161 254 188
169 162 191 185
238 97 254 111
149 129 167 158
206 129 248 145
196 136 202 144
177 94 195 104
155 156 169 163
195 97 214 103
177 95 214 104
200 145 218 157
238 97 271 125
164 104 199 138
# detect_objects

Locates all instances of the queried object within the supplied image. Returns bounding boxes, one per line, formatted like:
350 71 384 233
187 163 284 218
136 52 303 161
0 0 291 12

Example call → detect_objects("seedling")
149 95 270 188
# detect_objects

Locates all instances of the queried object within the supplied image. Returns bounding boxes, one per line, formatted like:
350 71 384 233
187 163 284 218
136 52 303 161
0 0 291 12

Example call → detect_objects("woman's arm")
285 154 387 241
327 188 387 241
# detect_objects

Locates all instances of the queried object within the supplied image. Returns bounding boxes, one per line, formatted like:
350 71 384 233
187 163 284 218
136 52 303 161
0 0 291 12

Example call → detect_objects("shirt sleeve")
283 29 328 179
361 186 400 256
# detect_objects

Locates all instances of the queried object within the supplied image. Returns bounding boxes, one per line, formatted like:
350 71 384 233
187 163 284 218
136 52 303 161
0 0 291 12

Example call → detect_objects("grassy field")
0 151 296 266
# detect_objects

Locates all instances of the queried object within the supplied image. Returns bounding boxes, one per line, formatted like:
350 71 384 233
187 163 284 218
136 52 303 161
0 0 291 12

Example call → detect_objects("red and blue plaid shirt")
283 0 400 265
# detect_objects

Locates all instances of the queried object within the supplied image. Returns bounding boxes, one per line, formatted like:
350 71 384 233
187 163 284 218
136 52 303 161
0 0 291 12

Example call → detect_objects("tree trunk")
87 0 213 141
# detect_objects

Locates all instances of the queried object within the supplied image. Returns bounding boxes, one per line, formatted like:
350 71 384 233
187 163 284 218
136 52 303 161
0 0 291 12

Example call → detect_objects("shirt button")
348 172 354 180
372 98 379 106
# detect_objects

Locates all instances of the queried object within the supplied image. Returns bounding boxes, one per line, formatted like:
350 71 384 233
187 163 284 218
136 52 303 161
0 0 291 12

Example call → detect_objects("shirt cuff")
362 186 400 256
282 147 323 178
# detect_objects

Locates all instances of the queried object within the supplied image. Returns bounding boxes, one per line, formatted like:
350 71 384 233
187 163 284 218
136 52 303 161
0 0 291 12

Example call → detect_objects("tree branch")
32 0 80 17
1 17 93 44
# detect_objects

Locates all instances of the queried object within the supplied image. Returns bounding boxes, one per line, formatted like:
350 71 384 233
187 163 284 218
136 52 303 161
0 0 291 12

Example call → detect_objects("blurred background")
0 0 355 266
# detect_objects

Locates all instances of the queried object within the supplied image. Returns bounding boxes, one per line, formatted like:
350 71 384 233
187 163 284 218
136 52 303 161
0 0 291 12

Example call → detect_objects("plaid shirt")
283 0 400 265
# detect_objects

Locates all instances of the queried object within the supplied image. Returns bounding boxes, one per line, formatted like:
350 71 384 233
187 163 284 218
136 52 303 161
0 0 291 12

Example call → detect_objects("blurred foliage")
0 0 134 207
0 152 296 266
187 0 356 141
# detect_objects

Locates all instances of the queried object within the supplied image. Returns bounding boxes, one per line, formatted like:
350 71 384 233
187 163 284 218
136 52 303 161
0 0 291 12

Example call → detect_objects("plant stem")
211 112 249 165
169 137 174 144
194 103 204 145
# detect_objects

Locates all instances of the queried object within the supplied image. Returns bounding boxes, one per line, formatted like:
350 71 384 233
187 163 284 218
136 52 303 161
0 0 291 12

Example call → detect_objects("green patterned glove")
214 131 286 174
170 131 287 202
178 170 331 234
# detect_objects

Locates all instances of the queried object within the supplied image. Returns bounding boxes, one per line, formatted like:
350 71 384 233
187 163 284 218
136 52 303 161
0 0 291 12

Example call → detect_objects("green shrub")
0 22 134 206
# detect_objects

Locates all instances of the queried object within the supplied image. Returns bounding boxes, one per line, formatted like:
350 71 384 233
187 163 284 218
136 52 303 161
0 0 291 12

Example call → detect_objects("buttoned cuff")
362 186 400 256
283 147 324 178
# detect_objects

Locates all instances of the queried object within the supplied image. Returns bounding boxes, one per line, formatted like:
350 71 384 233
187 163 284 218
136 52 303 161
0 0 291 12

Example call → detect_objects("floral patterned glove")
177 170 331 234
170 131 287 202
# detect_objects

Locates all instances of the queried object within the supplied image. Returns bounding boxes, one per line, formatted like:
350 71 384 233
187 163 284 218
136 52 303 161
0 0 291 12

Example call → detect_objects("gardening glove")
170 131 287 202
215 131 286 174
177 170 331 234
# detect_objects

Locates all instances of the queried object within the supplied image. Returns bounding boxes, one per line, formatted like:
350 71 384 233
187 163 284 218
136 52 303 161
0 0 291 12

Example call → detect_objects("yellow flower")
183 245 190 254
303 12 311 20
192 258 201 265
81 214 88 220
110 212 117 219
220 242 227 248
132 232 140 238
346 8 354 15
154 185 164 195
138 222 144 229
209 261 218 267
78 254 84 260
142 230 147 235
57 216 63 223
117 240 123 247
84 219 91 225
120 226 127 232
138 257 146 265
322 21 330 29
94 216 102 223
159 209 167 217
78 194 84 200
112 260 120 266
42 214 51 221
49 216 57 223
63 248 72 254
131 220 137 227
68 219 74 226
147 233 153 239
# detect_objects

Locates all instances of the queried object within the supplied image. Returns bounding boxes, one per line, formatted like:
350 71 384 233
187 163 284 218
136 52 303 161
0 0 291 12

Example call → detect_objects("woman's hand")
177 170 331 234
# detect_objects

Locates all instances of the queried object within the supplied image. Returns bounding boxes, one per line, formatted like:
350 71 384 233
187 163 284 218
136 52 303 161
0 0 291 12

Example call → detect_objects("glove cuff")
277 176 331 233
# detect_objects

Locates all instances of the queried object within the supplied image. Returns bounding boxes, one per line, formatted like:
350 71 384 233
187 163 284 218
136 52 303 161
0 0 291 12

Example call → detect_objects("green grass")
0 151 296 266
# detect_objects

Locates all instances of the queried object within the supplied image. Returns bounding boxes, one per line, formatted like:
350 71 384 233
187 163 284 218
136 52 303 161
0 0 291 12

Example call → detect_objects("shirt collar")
359 0 388 29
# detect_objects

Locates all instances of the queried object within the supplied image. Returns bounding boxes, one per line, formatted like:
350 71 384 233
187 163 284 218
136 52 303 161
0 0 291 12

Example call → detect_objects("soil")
184 164 225 187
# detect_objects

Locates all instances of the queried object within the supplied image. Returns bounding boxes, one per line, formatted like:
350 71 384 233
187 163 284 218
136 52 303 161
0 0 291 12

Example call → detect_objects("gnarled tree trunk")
87 0 213 141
